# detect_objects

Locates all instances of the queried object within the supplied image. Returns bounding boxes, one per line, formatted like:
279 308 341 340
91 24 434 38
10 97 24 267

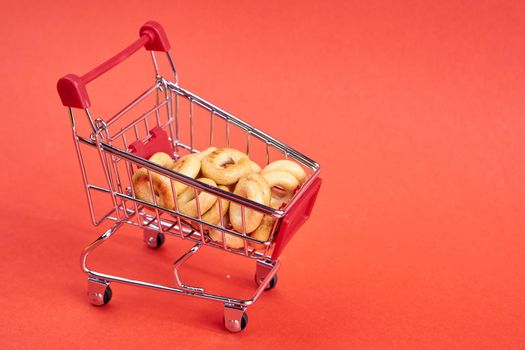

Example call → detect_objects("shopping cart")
56 21 321 332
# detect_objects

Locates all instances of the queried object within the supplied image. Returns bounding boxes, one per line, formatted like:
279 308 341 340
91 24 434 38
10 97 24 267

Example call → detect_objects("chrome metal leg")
173 243 205 292
255 259 278 290
81 221 123 274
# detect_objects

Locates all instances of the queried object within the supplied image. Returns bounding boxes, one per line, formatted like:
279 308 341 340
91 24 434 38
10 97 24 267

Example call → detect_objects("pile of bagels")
132 147 306 250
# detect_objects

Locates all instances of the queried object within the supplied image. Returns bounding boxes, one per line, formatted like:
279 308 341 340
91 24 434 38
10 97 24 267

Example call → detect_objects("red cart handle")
57 21 170 109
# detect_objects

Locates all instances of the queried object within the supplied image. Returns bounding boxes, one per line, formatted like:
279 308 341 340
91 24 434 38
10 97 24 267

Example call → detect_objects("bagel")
169 147 216 196
201 185 231 225
201 148 252 185
248 160 262 173
262 159 307 184
249 216 275 250
249 171 294 250
170 155 201 195
229 174 267 233
148 152 175 168
132 152 176 209
249 169 302 249
208 215 245 249
132 169 174 209
239 173 271 205
262 170 300 209
176 178 218 218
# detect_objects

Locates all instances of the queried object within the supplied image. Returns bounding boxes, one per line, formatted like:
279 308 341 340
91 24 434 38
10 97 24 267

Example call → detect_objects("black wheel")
255 274 278 291
103 285 112 305
223 312 248 332
146 232 165 249
240 312 248 330
267 275 278 290
156 232 165 248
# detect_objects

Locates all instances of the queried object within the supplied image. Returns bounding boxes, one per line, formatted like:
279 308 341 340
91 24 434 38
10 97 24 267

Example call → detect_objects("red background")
1 0 524 348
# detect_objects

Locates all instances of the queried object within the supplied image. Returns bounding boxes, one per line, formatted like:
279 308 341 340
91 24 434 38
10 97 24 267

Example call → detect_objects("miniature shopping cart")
56 21 321 332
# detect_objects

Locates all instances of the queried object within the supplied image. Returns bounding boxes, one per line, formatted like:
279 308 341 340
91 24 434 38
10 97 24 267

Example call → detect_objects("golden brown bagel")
248 160 262 173
132 169 174 209
229 175 267 233
239 173 271 206
176 178 218 218
170 156 201 195
262 159 307 184
132 152 176 209
262 170 301 209
201 148 252 185
249 215 275 250
249 170 301 249
208 215 245 249
170 147 215 197
149 152 175 167
201 185 231 225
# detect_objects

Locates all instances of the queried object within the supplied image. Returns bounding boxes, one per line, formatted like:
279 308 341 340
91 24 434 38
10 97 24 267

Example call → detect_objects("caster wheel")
145 232 165 249
224 312 248 332
87 279 112 306
255 274 278 291
103 285 112 305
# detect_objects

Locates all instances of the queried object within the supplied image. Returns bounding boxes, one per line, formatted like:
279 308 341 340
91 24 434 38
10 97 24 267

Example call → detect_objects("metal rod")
106 83 161 127
81 219 280 306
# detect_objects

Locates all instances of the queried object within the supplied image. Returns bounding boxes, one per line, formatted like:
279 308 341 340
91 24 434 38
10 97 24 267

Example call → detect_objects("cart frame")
57 21 321 332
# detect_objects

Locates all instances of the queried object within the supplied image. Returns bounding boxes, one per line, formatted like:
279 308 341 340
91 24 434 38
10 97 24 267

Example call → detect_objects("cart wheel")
103 285 112 305
255 274 278 291
145 231 165 249
224 312 248 332
87 279 112 306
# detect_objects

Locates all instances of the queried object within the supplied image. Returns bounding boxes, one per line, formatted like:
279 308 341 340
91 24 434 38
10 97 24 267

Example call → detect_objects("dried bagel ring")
209 215 245 249
229 175 266 233
201 185 231 225
176 178 218 218
170 147 216 195
132 152 176 209
132 169 174 209
249 216 275 250
201 148 252 185
248 172 289 249
262 159 307 184
262 170 300 208
240 173 271 205
149 152 175 167
170 156 201 195
248 160 261 173
249 171 299 249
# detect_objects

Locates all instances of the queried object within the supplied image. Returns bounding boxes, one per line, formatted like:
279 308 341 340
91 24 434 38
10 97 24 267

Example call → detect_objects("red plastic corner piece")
271 177 322 260
57 74 91 109
129 126 174 161
140 21 171 52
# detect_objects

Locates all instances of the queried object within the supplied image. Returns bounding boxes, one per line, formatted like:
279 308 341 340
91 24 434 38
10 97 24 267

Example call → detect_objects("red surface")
1 1 524 349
